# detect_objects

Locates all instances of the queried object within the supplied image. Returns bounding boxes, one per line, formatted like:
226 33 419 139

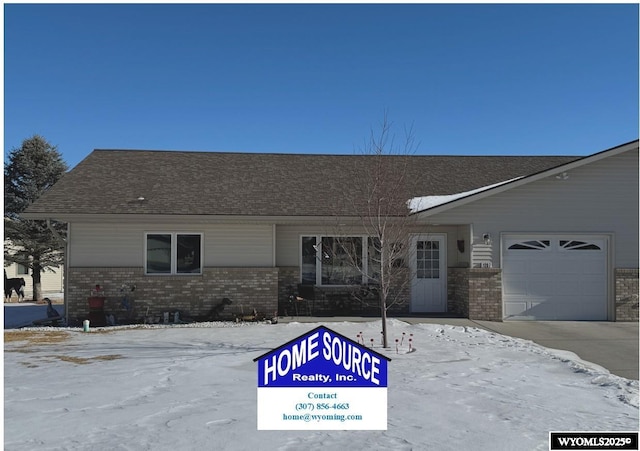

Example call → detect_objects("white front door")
410 234 447 313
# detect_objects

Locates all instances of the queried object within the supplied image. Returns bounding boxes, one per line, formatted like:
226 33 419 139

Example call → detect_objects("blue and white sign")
254 326 390 430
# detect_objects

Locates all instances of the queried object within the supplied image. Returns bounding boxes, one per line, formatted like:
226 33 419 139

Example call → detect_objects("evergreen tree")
4 135 68 301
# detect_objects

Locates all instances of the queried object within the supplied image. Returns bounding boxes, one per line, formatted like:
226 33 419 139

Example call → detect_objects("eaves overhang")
18 212 373 226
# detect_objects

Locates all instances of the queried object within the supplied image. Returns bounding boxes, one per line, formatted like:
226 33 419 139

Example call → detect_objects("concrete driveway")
281 316 639 380
400 318 639 380
471 320 639 381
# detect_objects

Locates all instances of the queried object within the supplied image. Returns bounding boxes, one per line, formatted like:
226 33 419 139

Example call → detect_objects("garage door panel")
504 301 528 317
529 260 555 274
579 302 607 320
505 276 556 296
520 301 555 319
502 235 608 321
554 263 582 275
506 259 530 273
531 280 555 296
511 300 604 321
554 280 580 296
503 278 528 296
580 279 607 295
552 302 585 320
579 259 606 274
557 301 605 321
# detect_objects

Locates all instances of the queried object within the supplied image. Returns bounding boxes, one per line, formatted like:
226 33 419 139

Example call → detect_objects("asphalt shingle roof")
25 149 578 218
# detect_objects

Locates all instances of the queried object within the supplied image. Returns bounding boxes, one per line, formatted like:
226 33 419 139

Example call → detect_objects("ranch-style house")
23 140 639 325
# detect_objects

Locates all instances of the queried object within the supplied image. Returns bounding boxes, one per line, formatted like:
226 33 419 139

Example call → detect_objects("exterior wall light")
483 234 492 245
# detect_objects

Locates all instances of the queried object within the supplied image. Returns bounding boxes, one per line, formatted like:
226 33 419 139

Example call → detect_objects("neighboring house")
22 140 639 323
3 254 64 301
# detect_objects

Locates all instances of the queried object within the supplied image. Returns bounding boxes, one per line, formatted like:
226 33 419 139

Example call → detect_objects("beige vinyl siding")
42 269 64 294
207 224 273 266
275 224 467 268
70 223 142 267
424 148 639 268
69 223 274 267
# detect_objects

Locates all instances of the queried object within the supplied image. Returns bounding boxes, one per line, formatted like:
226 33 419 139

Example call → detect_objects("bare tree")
334 114 419 348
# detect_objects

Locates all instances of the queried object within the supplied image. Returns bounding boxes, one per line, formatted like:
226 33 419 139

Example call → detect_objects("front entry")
410 234 447 313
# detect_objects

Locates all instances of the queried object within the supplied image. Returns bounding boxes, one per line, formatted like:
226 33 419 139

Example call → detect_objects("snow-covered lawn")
4 319 638 451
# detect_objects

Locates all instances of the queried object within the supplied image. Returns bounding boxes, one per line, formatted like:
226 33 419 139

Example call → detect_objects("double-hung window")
145 233 203 275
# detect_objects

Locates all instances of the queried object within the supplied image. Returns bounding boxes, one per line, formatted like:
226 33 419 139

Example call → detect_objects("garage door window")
507 240 550 250
559 240 601 251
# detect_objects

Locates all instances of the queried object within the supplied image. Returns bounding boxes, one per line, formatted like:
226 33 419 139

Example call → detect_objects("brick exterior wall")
467 269 502 321
67 267 278 325
277 267 300 315
446 267 639 322
387 270 412 315
279 267 493 319
447 268 470 317
66 265 633 323
275 266 410 316
615 268 639 321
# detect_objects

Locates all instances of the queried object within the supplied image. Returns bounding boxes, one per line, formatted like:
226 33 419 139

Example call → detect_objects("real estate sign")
254 325 390 430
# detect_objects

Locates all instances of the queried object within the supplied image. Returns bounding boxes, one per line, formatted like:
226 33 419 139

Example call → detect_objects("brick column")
468 269 502 321
615 268 639 321
447 268 470 317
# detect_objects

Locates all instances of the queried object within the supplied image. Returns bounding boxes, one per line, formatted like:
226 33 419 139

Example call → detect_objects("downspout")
46 219 69 325
272 224 276 268
469 223 474 268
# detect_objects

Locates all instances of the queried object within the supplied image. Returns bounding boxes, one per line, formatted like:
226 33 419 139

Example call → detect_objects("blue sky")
4 4 639 169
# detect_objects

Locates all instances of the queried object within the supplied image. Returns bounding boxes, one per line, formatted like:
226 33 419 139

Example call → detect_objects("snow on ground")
4 317 638 451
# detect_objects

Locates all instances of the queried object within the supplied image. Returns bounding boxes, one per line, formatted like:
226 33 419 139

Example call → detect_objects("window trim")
144 232 204 276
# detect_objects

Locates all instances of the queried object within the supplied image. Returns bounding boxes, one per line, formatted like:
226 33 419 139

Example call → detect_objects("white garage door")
502 235 608 320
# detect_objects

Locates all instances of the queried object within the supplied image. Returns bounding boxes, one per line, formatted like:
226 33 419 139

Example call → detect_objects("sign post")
254 326 391 430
